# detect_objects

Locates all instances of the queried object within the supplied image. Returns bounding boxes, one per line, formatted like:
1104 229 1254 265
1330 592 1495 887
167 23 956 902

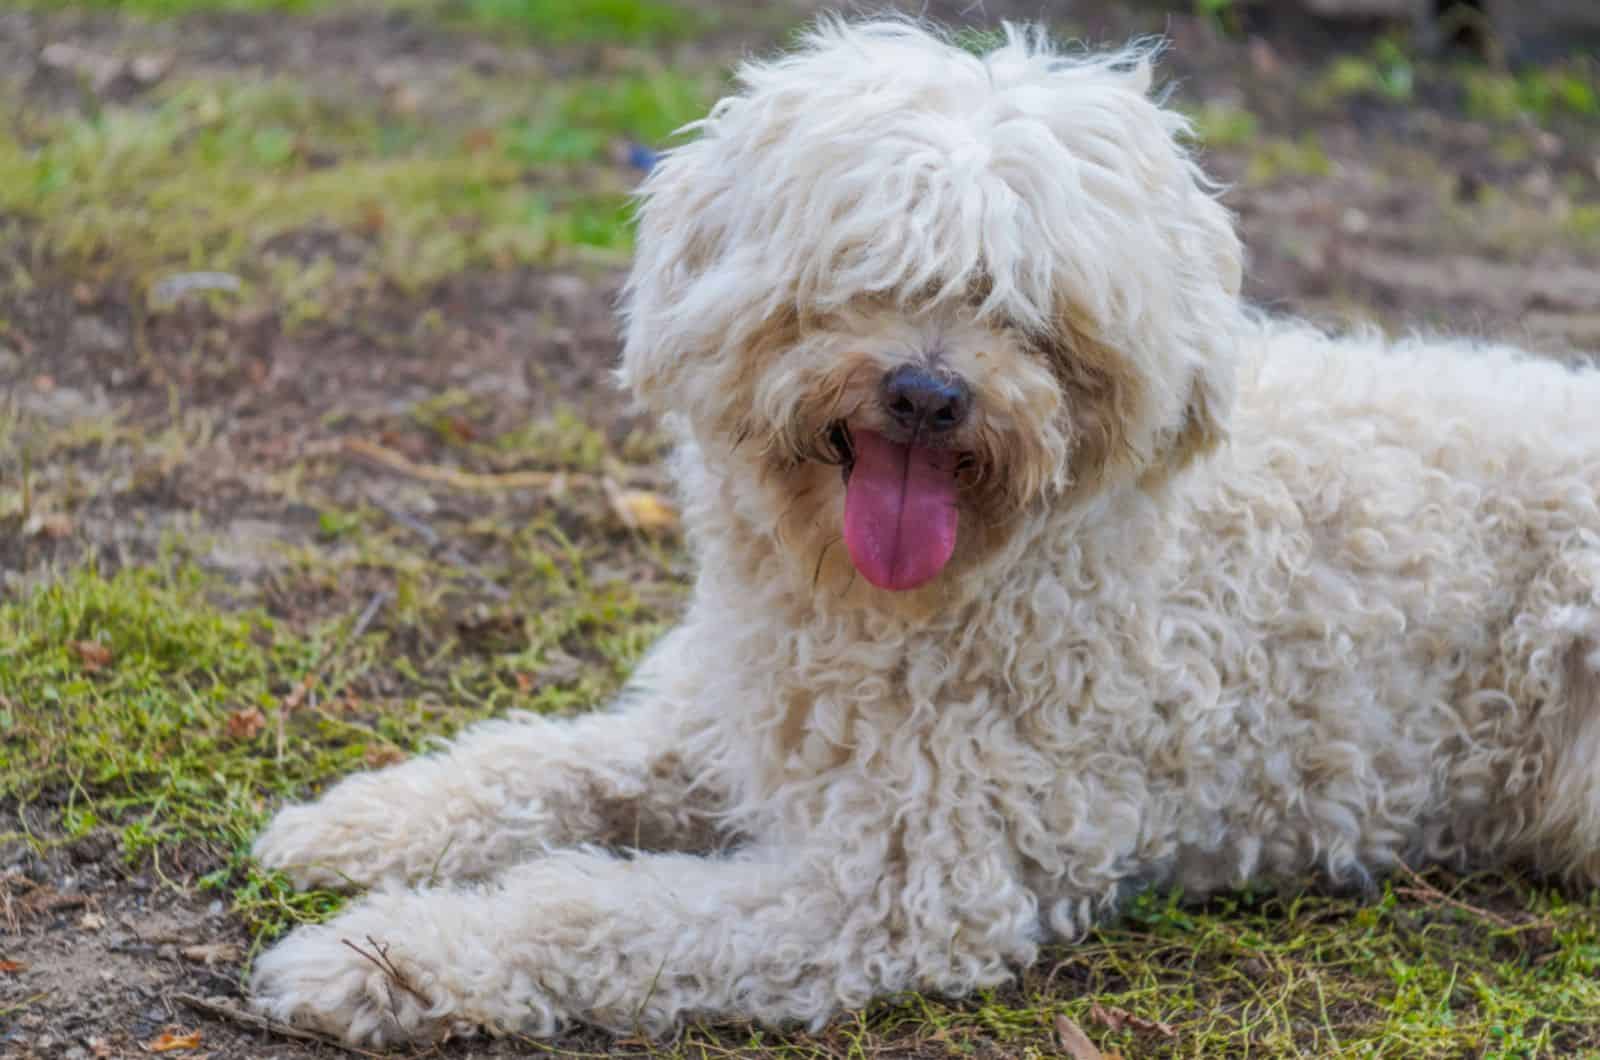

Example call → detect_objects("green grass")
21 0 321 13
453 0 705 44
0 66 711 299
503 68 709 163
0 562 351 936
1463 63 1600 122
1247 134 1334 183
1305 33 1598 126
1184 100 1260 149
1315 36 1417 105
11 535 1600 1060
0 529 669 932
14 0 705 41
10 463 1600 1056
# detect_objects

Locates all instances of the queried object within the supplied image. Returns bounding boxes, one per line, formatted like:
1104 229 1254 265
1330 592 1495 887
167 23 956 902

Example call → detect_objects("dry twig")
341 936 433 1011
1394 863 1550 931
172 992 382 1057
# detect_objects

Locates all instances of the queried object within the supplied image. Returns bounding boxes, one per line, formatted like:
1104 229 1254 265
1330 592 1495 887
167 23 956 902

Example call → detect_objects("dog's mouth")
830 421 962 592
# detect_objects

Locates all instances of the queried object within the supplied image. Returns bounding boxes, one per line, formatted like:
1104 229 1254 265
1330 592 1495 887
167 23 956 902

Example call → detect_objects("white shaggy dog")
250 19 1600 1046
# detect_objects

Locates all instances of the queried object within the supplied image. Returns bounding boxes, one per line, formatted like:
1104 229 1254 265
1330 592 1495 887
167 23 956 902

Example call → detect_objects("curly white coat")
250 19 1600 1046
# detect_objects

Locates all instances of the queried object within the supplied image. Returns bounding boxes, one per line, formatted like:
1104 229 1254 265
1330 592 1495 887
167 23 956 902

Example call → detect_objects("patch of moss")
1184 100 1259 149
1463 64 1599 123
1247 135 1334 183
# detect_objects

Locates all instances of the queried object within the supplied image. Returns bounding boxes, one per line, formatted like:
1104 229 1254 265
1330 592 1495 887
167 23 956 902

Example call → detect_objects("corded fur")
249 19 1600 1046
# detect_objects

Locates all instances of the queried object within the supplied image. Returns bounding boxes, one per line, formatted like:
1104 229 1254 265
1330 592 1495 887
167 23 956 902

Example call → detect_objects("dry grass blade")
343 437 600 492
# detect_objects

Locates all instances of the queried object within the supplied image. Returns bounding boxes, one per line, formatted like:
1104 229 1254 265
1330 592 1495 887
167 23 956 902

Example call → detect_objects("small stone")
68 314 123 355
128 53 171 84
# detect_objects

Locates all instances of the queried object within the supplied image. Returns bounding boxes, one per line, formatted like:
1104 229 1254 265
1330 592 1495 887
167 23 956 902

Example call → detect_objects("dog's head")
620 20 1244 602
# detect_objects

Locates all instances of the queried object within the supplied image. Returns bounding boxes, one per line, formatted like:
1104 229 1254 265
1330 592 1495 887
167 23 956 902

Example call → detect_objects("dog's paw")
253 799 377 890
251 905 462 1047
253 773 443 889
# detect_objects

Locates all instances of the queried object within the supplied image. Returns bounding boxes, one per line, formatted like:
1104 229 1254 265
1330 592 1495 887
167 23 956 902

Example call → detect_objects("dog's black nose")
880 365 972 436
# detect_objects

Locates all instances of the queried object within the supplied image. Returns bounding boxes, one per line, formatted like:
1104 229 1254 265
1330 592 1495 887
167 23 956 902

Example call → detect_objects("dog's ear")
1168 354 1233 470
1108 56 1244 474
1031 67 1243 483
1159 137 1243 473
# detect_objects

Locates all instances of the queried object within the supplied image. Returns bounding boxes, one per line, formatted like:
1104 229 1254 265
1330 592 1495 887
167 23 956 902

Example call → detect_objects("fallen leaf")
1090 1002 1175 1038
225 707 266 741
78 911 106 931
144 1028 203 1052
359 203 387 234
24 512 74 539
442 415 479 442
179 942 241 966
607 484 679 534
71 640 112 671
514 672 534 693
390 84 422 113
363 744 407 768
0 959 25 973
1055 1013 1104 1060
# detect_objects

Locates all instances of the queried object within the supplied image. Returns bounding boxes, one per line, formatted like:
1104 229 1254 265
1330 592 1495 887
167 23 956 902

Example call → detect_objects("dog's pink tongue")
843 430 959 592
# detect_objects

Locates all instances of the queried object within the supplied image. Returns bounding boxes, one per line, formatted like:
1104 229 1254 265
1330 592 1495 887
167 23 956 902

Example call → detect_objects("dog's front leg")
250 840 1040 1046
254 627 722 889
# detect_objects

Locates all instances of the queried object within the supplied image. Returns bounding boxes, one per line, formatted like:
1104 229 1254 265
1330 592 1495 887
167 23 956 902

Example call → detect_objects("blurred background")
2 2 1598 1057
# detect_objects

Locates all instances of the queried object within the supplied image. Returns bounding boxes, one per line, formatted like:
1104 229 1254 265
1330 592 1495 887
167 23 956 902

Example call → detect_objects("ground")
2 1 1598 1057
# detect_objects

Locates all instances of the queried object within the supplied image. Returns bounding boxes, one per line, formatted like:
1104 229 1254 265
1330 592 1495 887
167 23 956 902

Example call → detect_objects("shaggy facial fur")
250 20 1600 1046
